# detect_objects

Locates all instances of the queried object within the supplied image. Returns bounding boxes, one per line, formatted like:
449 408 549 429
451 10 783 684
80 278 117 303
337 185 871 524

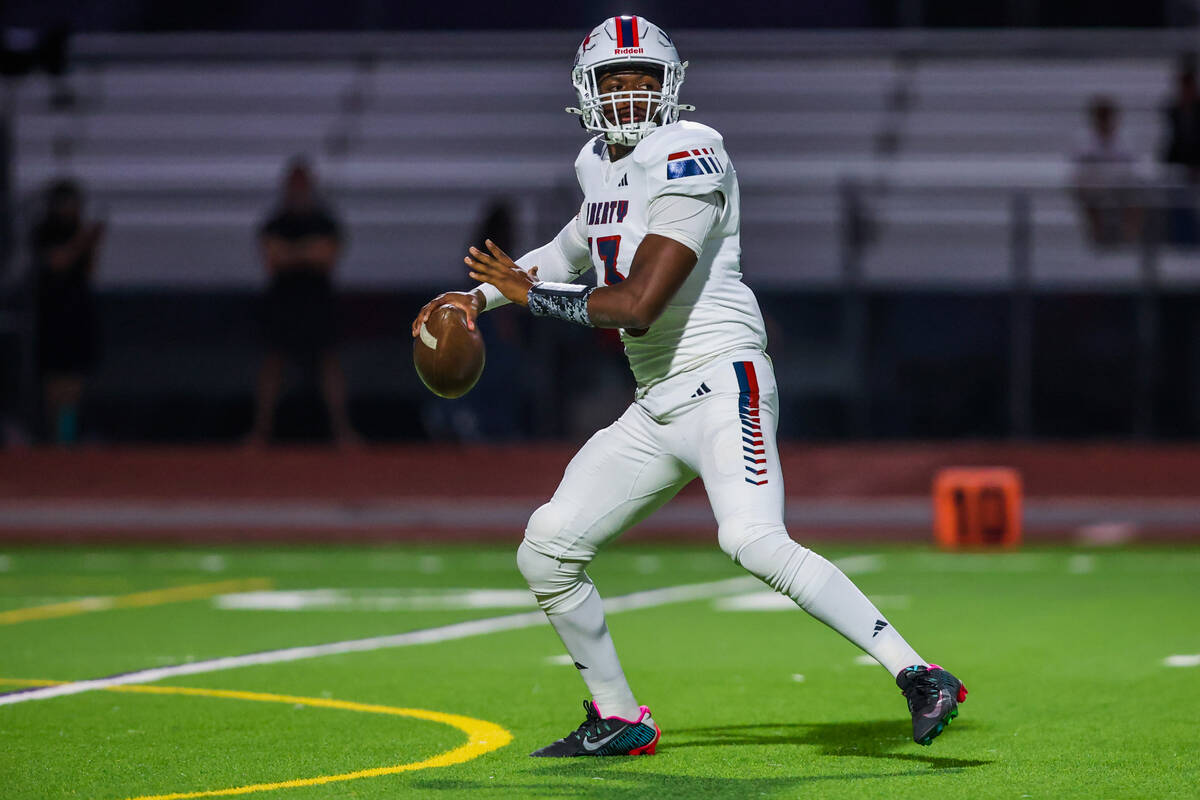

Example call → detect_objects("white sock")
517 543 642 719
735 533 924 677
547 587 642 720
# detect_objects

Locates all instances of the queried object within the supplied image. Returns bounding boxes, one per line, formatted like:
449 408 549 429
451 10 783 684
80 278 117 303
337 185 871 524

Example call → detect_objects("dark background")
0 0 1179 32
3 2 1200 445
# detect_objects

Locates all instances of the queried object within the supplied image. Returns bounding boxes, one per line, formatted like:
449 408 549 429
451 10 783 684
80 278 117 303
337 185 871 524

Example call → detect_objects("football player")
412 15 966 756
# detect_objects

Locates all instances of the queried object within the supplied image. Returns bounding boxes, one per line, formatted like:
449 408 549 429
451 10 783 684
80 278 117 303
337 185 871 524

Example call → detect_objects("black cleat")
896 663 968 746
530 700 660 757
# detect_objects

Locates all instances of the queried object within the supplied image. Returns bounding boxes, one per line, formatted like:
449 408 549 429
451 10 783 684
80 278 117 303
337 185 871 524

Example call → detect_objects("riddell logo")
614 47 644 55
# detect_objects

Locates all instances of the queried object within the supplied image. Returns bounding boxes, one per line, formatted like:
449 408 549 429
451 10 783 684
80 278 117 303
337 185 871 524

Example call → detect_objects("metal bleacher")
7 30 1200 440
11 31 1198 295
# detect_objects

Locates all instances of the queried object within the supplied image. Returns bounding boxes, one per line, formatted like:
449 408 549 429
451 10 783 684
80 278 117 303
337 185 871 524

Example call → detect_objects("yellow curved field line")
0 678 512 800
0 578 275 625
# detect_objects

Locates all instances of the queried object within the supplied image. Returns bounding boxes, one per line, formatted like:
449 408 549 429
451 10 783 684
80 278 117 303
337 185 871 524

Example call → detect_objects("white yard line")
213 588 539 612
1163 654 1200 668
0 575 760 707
829 554 885 575
1066 554 1097 574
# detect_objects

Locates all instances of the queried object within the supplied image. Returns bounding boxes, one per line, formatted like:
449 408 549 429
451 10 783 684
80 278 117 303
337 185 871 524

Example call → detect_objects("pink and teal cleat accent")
896 664 968 746
530 700 661 757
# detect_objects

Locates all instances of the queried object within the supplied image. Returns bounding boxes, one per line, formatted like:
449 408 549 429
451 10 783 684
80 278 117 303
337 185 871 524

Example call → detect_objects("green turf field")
1 544 1197 799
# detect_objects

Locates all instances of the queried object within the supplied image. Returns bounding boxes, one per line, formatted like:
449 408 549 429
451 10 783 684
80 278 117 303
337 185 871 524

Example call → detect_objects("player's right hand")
412 290 482 337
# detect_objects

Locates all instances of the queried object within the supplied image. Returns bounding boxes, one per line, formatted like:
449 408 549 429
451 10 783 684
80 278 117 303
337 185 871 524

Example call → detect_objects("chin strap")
565 107 588 131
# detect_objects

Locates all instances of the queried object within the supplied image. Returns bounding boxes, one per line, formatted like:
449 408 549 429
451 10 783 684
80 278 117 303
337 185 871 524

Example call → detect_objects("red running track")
0 444 1197 543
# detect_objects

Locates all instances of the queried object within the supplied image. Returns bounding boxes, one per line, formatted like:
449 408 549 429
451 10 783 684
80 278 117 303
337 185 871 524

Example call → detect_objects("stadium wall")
1 444 1196 544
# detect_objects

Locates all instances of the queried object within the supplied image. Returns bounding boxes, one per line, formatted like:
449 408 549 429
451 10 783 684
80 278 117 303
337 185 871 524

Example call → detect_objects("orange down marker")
933 467 1023 549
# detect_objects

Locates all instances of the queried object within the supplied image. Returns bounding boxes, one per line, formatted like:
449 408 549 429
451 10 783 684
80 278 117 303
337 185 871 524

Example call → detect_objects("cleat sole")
918 709 959 746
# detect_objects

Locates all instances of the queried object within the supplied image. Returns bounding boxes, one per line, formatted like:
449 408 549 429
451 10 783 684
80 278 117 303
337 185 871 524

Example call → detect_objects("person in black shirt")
1163 62 1200 178
247 158 358 445
1162 59 1200 245
32 179 104 444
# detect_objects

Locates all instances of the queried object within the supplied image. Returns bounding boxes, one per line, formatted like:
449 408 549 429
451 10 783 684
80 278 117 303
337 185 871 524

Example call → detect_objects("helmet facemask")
571 59 688 147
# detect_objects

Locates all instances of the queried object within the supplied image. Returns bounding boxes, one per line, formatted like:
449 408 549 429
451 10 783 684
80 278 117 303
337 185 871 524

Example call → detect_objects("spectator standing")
1161 59 1200 245
1070 95 1143 247
248 158 358 446
32 179 103 444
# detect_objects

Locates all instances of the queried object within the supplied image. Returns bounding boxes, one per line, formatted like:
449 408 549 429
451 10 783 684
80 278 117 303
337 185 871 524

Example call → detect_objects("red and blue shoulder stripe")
666 147 723 179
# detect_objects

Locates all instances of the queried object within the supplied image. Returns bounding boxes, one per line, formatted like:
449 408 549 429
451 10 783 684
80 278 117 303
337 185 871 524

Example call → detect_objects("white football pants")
519 349 923 718
524 349 784 561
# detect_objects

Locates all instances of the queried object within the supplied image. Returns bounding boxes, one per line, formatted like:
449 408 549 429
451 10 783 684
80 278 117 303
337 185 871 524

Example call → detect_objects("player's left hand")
466 239 538 307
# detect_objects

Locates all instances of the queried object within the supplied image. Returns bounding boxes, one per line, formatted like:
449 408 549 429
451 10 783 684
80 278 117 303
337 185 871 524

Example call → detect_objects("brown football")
413 304 486 399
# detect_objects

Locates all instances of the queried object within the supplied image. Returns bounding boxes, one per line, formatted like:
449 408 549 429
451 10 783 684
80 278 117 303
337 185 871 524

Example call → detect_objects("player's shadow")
414 770 937 798
409 719 991 798
669 719 991 770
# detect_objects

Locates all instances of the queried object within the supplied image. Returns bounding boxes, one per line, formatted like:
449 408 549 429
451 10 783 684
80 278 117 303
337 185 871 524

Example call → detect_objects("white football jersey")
572 120 767 391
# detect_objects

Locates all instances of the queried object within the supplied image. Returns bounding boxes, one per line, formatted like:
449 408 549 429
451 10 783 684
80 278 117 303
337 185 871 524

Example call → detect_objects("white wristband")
475 283 510 312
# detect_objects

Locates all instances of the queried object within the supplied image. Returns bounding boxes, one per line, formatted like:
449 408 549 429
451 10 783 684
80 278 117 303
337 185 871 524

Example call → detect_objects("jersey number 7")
589 235 624 285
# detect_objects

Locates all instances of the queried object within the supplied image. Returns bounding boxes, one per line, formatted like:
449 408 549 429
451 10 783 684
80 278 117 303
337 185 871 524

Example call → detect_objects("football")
413 304 486 399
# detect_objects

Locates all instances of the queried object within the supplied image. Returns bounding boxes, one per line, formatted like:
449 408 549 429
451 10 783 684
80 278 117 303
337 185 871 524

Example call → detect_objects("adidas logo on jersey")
617 174 628 187
873 619 889 637
690 382 711 398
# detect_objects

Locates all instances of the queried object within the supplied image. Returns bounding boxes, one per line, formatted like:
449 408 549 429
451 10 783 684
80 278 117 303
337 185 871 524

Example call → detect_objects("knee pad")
524 501 567 550
516 538 566 590
717 519 790 564
516 540 593 615
728 528 829 606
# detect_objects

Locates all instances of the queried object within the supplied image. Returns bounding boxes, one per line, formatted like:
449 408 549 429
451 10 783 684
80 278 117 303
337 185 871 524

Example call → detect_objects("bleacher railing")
836 176 1200 438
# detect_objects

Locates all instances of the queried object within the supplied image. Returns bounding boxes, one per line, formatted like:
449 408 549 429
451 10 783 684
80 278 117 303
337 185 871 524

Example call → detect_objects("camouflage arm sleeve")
526 282 595 326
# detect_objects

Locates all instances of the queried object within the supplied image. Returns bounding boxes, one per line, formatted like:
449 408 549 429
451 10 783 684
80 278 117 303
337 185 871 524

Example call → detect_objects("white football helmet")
566 15 694 147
